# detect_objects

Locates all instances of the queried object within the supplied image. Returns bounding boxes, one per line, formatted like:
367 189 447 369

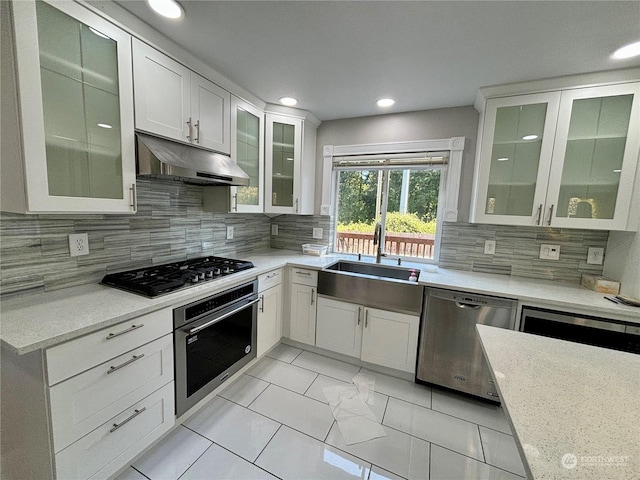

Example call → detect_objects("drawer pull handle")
296 271 311 276
107 354 145 374
106 324 144 340
109 407 146 433
266 272 279 279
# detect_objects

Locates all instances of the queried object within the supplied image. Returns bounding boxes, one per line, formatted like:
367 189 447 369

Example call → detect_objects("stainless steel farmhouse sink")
318 261 423 315
325 260 420 282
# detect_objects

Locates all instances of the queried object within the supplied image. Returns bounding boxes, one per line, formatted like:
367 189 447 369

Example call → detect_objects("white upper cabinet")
132 39 231 154
472 79 640 230
230 97 265 213
265 111 317 214
545 84 640 230
2 0 136 214
472 92 561 226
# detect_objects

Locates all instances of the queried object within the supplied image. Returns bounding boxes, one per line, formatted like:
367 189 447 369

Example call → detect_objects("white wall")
314 106 479 221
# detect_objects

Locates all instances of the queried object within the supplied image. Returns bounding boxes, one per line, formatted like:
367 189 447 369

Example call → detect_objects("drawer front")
50 334 173 452
290 268 318 286
258 268 283 291
46 308 172 385
55 382 174 480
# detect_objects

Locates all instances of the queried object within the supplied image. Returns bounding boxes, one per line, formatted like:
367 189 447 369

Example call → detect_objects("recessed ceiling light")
97 123 112 129
522 134 538 140
279 97 298 107
612 40 640 60
147 0 184 19
497 157 509 162
376 98 395 108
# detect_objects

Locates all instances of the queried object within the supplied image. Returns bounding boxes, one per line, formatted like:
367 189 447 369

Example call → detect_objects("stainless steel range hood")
136 132 250 186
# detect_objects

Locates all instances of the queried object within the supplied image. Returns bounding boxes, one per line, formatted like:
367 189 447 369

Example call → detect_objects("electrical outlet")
68 233 89 257
484 240 496 255
226 226 234 240
539 244 560 260
587 247 604 265
271 224 278 235
320 205 330 215
312 228 323 239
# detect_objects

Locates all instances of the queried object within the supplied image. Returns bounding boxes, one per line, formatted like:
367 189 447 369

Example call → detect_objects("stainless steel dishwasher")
416 288 517 402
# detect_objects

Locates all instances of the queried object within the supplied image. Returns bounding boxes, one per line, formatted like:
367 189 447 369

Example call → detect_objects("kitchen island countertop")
1 249 638 354
477 325 640 480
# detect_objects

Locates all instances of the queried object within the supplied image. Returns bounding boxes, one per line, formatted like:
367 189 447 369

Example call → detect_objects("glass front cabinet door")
472 92 561 226
8 0 136 213
265 114 304 214
229 97 264 213
545 83 640 230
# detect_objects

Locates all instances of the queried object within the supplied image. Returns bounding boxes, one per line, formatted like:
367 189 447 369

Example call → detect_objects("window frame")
323 138 465 264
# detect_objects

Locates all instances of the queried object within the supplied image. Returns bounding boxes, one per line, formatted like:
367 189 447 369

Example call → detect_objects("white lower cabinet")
54 382 174 480
49 334 173 452
316 296 420 373
257 269 283 357
289 283 317 345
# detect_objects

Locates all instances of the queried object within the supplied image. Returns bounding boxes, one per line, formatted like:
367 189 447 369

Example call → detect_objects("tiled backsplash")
269 215 332 251
0 179 271 297
0 183 610 297
439 222 608 283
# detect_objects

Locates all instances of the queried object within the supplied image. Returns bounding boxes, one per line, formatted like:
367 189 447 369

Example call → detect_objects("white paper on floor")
322 378 386 445
352 373 376 405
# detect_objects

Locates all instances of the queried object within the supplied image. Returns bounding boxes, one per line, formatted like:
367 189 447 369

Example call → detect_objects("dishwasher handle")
455 302 481 310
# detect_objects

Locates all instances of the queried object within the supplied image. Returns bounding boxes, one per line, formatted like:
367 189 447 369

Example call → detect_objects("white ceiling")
115 0 640 121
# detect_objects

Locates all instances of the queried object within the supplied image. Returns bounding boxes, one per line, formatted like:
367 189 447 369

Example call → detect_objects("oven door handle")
186 297 260 336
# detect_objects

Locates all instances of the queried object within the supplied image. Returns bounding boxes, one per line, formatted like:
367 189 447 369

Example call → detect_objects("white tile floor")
117 344 526 480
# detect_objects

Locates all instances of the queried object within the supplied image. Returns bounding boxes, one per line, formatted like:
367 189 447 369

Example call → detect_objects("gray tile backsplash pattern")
438 222 608 283
0 179 270 297
269 215 333 252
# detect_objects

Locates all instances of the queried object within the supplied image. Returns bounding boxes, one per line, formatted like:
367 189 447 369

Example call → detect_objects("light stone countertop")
1 249 638 354
477 325 640 480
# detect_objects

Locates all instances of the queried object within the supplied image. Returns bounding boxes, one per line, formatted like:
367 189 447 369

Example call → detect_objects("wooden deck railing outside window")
336 231 435 259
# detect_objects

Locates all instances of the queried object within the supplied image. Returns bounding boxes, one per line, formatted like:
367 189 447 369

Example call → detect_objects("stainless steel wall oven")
174 280 259 416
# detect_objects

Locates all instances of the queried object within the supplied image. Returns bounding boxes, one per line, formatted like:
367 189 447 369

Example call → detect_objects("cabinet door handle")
547 204 554 226
232 193 238 212
357 306 362 325
365 310 369 328
129 183 137 212
295 198 299 213
260 294 265 313
194 120 200 143
109 407 146 433
536 204 542 225
107 354 145 374
186 117 193 141
106 324 144 340
311 288 315 306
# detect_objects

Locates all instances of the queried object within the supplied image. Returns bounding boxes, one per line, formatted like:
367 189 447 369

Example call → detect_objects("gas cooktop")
101 256 255 297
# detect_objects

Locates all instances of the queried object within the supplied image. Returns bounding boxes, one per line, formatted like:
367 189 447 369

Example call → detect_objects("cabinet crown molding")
474 67 640 112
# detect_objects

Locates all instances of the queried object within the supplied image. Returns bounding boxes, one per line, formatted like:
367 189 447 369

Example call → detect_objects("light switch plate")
484 240 496 255
271 224 278 235
69 233 89 257
539 244 560 260
226 226 234 240
587 247 604 265
312 228 323 239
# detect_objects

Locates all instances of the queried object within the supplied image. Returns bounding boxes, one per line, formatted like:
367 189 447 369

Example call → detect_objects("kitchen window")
332 151 448 263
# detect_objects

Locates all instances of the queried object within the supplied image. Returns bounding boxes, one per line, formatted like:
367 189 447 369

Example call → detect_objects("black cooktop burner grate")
101 256 255 297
